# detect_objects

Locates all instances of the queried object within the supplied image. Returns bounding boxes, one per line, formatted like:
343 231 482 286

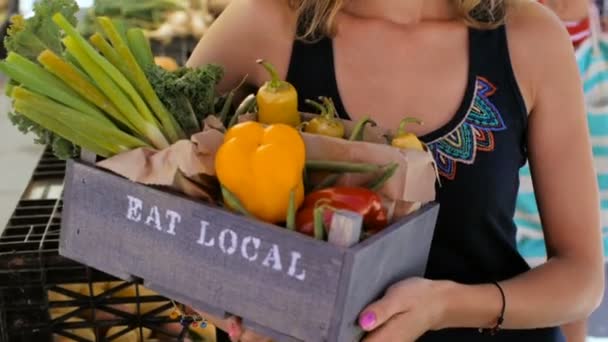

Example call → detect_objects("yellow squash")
216 121 306 223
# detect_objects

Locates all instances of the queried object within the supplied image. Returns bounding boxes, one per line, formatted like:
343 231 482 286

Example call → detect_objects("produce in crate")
303 96 346 138
215 121 306 223
255 59 301 127
1 0 433 244
295 187 389 238
391 117 426 151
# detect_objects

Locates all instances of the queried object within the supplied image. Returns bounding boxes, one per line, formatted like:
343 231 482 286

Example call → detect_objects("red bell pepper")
295 187 388 238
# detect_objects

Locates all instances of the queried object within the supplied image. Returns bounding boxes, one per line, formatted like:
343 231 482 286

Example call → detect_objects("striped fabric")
516 36 608 266
565 17 592 47
537 0 591 47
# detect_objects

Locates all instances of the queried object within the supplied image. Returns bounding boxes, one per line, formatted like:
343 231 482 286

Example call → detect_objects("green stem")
305 99 327 116
314 174 340 191
62 36 168 149
349 117 377 141
313 205 326 241
286 190 296 231
229 94 256 128
397 117 423 135
14 101 113 158
366 163 399 191
221 186 252 217
256 59 283 90
320 97 337 118
1 53 107 123
96 16 185 142
13 87 149 152
89 33 133 80
218 91 235 124
126 28 154 69
306 160 382 173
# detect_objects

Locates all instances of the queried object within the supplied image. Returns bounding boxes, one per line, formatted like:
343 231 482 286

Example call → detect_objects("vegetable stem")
367 163 399 191
127 28 154 70
286 190 296 231
221 186 253 217
37 49 132 130
306 160 382 173
97 16 185 142
62 36 169 149
1 53 107 122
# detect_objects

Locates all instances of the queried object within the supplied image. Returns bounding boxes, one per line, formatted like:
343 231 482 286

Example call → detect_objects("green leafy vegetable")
4 0 79 59
147 64 224 136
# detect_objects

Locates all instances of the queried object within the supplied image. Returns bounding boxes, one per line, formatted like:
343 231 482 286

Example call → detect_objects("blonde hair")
289 0 507 40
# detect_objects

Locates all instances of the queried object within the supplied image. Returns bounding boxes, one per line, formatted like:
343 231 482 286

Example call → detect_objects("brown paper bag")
96 129 224 202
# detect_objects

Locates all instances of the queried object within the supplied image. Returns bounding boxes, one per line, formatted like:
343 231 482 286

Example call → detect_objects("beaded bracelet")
479 281 506 336
169 300 209 329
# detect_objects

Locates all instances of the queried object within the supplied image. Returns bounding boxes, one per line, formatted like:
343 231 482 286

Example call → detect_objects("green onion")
63 36 169 149
97 16 185 142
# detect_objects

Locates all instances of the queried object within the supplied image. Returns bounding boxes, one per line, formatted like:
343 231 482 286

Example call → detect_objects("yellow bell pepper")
391 118 425 151
215 121 306 223
256 59 301 127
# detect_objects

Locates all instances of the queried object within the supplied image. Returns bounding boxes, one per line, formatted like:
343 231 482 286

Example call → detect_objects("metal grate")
32 149 67 181
0 177 189 341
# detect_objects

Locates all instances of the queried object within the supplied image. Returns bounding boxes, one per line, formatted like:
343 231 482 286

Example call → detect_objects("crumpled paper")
96 127 224 203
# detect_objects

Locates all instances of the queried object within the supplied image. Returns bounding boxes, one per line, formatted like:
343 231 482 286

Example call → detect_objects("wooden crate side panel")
331 204 439 342
60 161 345 342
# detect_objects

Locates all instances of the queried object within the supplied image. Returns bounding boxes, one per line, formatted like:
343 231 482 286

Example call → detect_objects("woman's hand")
223 316 274 342
358 277 445 342
190 308 273 342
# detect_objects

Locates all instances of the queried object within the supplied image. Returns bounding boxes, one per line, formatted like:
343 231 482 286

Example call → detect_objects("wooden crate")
59 160 439 342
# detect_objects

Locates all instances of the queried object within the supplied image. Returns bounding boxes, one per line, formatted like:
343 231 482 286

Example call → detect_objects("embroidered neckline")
426 77 507 180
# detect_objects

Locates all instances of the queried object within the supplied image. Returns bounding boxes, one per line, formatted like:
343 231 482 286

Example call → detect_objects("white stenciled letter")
287 252 306 281
126 195 143 222
262 244 283 271
144 206 163 231
241 237 260 262
165 210 181 236
197 221 215 247
219 229 238 255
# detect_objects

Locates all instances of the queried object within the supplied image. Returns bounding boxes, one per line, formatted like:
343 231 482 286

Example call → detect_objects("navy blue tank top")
287 26 566 341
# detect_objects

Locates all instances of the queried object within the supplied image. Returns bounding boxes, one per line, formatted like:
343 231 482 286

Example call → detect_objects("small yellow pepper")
215 121 306 223
303 97 345 139
256 59 301 127
391 118 425 151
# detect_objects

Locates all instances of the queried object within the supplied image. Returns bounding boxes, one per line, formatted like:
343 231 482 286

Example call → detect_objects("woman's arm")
438 1 604 330
186 0 296 94
360 3 604 340
562 320 589 342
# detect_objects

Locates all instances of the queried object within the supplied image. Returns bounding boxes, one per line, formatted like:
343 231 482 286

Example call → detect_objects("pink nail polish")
360 312 376 329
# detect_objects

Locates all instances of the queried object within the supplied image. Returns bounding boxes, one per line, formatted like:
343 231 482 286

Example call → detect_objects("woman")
187 0 605 341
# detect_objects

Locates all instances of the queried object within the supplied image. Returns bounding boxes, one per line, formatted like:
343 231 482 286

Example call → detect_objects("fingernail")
359 312 376 329
228 323 238 338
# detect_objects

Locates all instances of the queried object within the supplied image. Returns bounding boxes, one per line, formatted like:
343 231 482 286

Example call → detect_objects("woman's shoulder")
504 0 580 110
